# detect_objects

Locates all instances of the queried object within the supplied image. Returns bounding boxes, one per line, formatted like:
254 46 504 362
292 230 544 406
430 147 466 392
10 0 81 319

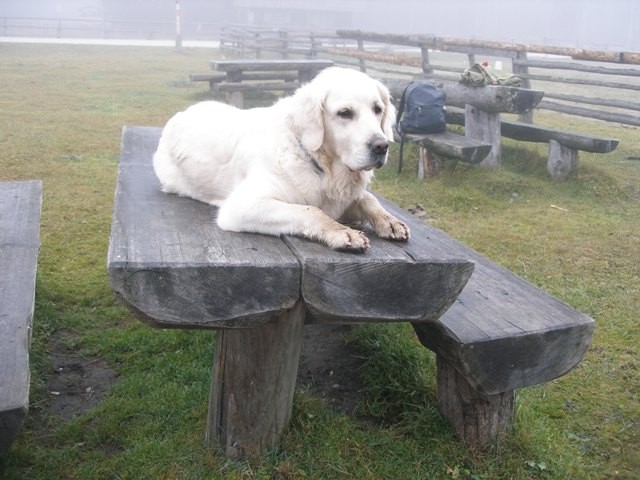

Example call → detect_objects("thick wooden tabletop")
108 126 474 329
210 59 334 73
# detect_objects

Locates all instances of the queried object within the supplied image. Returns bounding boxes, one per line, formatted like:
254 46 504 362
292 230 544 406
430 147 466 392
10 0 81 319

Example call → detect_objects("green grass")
1 43 639 479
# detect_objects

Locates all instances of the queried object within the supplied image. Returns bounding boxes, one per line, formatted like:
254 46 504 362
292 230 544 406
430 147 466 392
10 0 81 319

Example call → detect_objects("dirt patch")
296 324 367 416
45 331 119 421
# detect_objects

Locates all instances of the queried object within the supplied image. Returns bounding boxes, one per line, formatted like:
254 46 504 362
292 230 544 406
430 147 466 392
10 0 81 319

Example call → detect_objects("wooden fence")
219 26 640 127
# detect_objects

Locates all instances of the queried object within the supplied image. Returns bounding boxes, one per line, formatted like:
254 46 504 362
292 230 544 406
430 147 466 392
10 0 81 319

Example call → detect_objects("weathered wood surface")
439 82 543 114
537 100 640 128
108 127 301 329
191 72 298 83
396 191 595 394
384 78 543 114
215 81 301 93
0 180 42 455
400 131 492 165
108 126 475 329
464 105 502 167
500 119 619 153
336 30 640 65
284 227 474 325
206 301 305 459
446 107 620 153
210 59 334 73
437 357 515 446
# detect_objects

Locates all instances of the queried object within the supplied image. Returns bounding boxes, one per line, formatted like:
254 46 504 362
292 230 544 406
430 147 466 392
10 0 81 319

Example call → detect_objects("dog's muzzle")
366 137 389 170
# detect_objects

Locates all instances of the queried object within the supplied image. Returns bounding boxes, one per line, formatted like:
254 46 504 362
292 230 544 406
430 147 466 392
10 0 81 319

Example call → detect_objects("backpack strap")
396 81 413 132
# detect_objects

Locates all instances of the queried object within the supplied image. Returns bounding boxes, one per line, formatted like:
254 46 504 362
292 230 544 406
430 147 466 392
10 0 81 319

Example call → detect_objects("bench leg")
547 139 578 179
418 146 443 179
465 105 502 168
436 356 515 447
205 301 304 460
226 91 244 108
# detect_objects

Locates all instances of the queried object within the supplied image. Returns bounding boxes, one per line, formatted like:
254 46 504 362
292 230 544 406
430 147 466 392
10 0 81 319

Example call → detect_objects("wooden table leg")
465 105 502 167
205 301 305 460
436 356 515 447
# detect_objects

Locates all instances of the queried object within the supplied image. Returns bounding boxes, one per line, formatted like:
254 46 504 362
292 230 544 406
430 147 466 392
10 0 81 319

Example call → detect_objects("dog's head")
287 67 396 172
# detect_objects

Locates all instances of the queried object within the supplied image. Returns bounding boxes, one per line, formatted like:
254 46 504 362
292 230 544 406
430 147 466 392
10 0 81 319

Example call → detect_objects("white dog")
153 66 409 252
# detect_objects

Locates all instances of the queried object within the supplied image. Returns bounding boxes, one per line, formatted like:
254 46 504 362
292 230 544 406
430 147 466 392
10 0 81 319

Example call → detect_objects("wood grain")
0 180 42 455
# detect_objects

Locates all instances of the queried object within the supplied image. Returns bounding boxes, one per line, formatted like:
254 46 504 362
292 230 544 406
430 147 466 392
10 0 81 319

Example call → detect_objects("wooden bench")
0 180 42 455
193 59 334 108
446 108 620 179
108 126 594 458
394 130 492 178
386 79 544 177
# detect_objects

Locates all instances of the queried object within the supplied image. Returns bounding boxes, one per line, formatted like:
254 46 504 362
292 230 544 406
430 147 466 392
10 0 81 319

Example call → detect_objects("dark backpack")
396 82 446 172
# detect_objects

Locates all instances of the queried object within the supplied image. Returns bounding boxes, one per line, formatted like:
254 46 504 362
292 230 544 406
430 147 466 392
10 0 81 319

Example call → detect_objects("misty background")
1 0 638 51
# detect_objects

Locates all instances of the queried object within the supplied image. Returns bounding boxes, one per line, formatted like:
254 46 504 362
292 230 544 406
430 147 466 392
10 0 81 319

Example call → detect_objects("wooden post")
514 51 533 123
547 139 578 179
357 39 367 73
418 146 443 179
420 45 433 75
206 301 305 460
465 104 502 167
436 357 515 447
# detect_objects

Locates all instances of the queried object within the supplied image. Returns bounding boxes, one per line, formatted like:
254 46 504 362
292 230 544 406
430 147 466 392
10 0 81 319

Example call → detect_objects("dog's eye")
337 109 354 120
374 105 383 115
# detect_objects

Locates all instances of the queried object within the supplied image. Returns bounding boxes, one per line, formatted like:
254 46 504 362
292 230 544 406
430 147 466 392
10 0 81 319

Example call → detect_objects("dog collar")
298 139 325 175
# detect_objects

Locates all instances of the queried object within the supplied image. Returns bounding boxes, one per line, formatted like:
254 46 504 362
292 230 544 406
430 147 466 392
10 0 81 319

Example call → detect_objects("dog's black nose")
370 137 389 156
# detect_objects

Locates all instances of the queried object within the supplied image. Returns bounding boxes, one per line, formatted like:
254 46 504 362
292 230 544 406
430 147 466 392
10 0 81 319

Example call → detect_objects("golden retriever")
153 66 410 252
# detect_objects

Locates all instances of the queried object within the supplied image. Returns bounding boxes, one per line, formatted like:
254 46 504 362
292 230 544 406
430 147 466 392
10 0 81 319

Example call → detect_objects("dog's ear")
286 83 325 151
377 82 396 142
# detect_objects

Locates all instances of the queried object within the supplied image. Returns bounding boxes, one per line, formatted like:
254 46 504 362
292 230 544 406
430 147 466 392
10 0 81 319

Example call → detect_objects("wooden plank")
0 180 42 455
440 82 543 114
500 118 620 153
402 131 492 164
210 59 333 73
107 127 301 329
191 72 299 83
537 100 640 128
513 59 640 77
284 203 475 325
189 73 226 82
446 107 622 152
215 82 300 92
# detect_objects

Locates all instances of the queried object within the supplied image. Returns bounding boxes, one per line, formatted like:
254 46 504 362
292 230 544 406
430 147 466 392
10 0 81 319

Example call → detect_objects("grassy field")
0 43 638 480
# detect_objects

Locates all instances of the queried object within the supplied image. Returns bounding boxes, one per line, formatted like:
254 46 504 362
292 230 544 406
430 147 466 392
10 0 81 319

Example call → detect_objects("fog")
1 0 638 51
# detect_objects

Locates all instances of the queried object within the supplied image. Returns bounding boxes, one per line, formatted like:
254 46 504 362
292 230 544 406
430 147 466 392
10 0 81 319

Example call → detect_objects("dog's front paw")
374 215 410 242
326 227 370 253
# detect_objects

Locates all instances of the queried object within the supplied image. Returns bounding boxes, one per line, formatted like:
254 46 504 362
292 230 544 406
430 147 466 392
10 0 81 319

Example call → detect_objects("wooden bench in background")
108 126 594 459
394 129 492 179
191 59 334 108
386 79 543 177
0 180 42 455
446 107 620 179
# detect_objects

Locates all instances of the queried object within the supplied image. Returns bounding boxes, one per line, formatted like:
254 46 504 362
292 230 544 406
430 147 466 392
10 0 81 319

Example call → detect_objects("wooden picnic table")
109 127 593 459
195 59 334 108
